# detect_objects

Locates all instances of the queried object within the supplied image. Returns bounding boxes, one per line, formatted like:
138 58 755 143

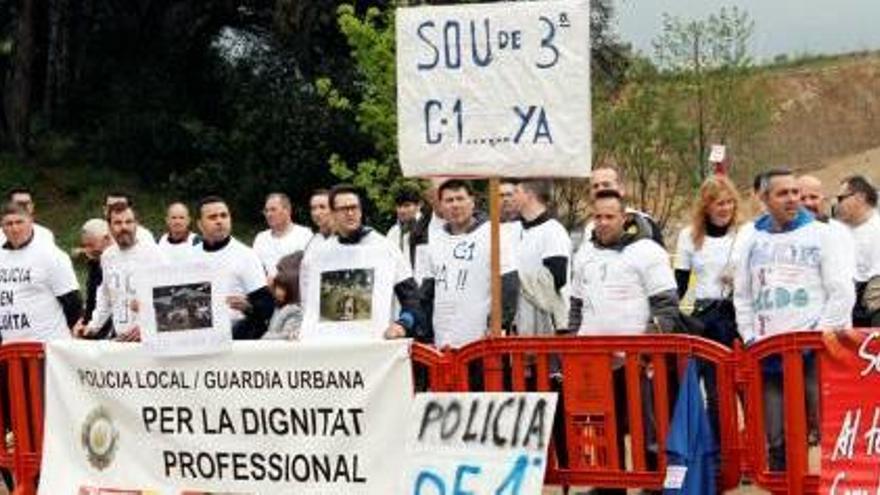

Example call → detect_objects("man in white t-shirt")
568 190 677 487
157 202 200 258
104 192 155 244
513 179 569 335
0 201 81 344
569 190 680 336
252 192 313 279
420 180 517 349
304 185 426 341
194 196 274 339
0 187 55 246
734 169 855 470
77 203 166 341
836 175 880 326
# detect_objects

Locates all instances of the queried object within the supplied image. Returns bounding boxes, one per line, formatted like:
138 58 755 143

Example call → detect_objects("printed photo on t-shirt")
319 269 374 323
152 282 213 333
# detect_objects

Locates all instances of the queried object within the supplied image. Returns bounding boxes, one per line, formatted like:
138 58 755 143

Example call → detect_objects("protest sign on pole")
39 339 413 494
820 331 880 492
396 0 591 178
133 262 231 356
401 392 557 494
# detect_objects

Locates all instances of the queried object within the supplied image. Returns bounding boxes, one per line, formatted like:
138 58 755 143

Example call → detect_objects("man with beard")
77 203 164 341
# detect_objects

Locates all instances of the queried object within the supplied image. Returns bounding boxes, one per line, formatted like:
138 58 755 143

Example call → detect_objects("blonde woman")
675 175 744 445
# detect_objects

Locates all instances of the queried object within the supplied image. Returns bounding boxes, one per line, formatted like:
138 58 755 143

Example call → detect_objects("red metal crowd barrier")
413 335 743 492
0 333 845 493
0 342 45 495
737 331 826 495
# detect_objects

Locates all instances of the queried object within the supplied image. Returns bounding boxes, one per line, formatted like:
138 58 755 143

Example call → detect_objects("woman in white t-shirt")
675 175 744 443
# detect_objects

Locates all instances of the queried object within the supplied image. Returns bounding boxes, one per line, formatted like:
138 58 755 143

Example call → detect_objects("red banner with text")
821 331 880 493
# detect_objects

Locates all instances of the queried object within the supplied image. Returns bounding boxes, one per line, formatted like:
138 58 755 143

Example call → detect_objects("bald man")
158 202 199 259
798 174 857 307
798 175 831 221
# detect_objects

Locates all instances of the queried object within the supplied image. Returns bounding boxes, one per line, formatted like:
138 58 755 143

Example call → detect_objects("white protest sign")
301 244 395 341
39 339 413 494
396 0 591 178
708 144 726 163
402 393 557 495
134 262 231 356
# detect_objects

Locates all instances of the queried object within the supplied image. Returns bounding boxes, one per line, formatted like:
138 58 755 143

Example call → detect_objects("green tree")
594 59 693 229
652 7 770 182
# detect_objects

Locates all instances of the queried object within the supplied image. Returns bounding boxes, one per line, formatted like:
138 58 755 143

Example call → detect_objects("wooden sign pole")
489 177 502 338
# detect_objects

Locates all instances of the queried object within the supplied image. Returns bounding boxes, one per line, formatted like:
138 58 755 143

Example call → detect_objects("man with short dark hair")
308 189 334 241
837 175 880 326
1 187 55 245
0 201 81 343
499 179 521 223
253 192 313 279
419 180 517 347
300 185 425 340
157 202 200 259
570 190 679 335
194 196 274 339
77 203 165 341
386 184 423 254
568 190 676 493
513 179 569 335
735 168 854 469
583 165 664 247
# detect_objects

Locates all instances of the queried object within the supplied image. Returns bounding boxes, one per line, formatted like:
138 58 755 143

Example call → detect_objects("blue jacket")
664 359 717 495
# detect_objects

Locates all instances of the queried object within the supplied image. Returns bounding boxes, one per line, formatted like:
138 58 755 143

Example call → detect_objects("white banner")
39 340 413 494
396 0 591 178
402 393 557 494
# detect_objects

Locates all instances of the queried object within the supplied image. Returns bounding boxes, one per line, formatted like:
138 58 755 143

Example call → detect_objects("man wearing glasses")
836 175 880 327
303 184 428 342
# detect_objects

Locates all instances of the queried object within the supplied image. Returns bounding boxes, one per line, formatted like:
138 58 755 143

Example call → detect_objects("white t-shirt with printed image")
734 220 854 342
193 237 267 322
88 239 167 335
0 241 78 342
426 221 515 348
571 238 676 336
